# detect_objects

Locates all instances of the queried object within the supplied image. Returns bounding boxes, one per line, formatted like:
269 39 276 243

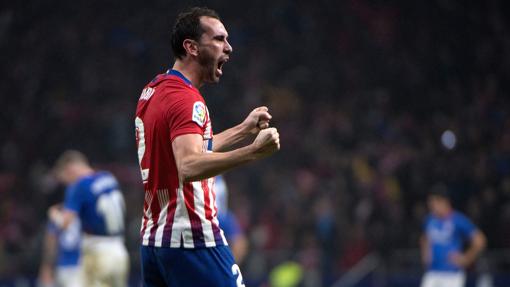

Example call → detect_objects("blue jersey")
64 171 125 236
214 176 243 243
47 220 81 266
218 211 242 243
424 211 476 272
215 176 228 213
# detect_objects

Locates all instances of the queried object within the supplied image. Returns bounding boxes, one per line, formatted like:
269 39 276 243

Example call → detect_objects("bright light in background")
441 129 457 150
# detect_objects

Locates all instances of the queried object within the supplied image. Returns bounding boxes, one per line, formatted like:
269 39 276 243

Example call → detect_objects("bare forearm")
41 233 57 267
464 232 486 264
213 124 251 152
179 145 257 182
175 128 279 182
420 235 430 265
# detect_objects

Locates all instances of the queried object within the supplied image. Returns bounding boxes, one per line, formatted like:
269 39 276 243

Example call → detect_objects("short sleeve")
46 221 59 234
167 95 206 142
422 216 430 232
63 183 82 213
455 213 476 239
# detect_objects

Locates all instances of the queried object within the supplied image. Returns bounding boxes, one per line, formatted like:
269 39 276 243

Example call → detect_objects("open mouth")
216 57 228 76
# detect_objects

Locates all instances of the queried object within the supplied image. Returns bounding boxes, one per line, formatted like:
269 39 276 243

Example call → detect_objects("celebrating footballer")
134 7 280 287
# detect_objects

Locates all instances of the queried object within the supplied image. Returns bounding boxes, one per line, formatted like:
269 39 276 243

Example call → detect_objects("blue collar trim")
167 69 192 86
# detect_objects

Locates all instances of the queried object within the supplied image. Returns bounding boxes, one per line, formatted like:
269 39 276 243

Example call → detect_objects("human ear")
183 39 199 57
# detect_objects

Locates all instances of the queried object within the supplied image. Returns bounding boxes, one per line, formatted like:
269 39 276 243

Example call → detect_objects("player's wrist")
238 121 256 136
49 210 64 228
244 143 262 160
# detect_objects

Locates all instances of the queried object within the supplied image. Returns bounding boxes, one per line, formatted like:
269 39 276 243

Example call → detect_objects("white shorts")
420 271 466 287
81 235 129 287
55 265 82 287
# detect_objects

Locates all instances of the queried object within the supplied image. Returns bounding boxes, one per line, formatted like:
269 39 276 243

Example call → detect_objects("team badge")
192 101 207 127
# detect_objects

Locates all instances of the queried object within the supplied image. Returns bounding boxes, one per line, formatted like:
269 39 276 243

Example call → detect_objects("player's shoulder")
424 214 434 225
451 210 471 223
149 73 199 96
90 171 119 192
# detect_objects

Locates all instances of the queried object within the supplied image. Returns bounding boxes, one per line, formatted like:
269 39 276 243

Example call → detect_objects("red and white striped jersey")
135 70 227 248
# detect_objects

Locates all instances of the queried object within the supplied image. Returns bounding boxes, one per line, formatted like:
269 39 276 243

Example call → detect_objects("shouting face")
196 16 233 83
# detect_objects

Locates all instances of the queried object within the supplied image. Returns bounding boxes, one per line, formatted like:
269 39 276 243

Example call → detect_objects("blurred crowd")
1 0 509 286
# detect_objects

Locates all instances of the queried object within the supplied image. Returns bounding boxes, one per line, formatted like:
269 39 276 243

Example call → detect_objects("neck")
72 166 94 183
172 59 203 88
439 207 453 218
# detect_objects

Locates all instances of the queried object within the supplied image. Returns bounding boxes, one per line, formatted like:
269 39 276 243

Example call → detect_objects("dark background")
1 0 509 286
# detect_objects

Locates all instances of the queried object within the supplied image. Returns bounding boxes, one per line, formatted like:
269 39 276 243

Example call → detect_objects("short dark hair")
428 183 450 200
171 7 220 59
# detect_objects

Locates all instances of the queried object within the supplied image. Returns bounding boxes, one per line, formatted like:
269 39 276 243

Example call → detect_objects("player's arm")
419 234 431 267
38 228 57 286
465 230 487 262
48 205 77 230
173 127 279 182
213 106 272 152
231 234 249 264
451 229 487 267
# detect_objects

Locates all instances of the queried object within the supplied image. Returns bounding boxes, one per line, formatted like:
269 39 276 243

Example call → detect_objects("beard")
197 46 220 84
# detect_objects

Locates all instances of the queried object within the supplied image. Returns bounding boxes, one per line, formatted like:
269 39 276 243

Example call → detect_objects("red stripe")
208 179 223 242
183 182 204 246
202 179 213 222
148 190 161 245
162 187 178 245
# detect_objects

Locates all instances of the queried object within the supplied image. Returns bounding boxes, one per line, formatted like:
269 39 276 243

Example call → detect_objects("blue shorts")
140 245 245 287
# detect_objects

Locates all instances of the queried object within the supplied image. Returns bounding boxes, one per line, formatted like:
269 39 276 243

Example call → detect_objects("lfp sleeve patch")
192 101 207 127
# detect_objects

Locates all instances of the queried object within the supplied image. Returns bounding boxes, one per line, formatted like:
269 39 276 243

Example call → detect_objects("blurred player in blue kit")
48 150 129 287
38 214 82 287
420 184 486 287
215 176 248 264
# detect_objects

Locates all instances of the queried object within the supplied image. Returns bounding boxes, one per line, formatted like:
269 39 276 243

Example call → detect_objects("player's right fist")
252 127 280 158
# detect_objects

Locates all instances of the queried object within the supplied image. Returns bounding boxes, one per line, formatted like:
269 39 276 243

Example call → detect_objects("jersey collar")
167 69 193 86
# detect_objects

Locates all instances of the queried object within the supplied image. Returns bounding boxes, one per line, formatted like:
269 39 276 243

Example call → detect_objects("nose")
225 40 233 55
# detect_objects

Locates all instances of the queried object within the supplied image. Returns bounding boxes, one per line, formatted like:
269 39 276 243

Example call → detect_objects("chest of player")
426 219 457 244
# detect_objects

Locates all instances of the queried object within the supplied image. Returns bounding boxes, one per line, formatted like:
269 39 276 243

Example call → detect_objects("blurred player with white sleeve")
38 214 82 287
215 175 248 264
48 150 129 287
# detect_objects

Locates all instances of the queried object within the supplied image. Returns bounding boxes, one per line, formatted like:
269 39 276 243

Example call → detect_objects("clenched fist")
242 106 272 134
252 127 280 158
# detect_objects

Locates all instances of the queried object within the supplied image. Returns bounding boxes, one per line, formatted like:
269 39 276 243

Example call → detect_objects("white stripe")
141 191 154 245
192 181 216 247
170 183 194 248
210 179 228 246
154 189 169 247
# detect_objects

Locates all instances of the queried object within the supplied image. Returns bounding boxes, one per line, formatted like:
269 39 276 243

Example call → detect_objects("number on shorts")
231 264 245 287
96 189 125 234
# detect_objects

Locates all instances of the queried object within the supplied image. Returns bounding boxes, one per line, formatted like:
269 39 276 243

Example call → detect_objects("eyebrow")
213 33 228 40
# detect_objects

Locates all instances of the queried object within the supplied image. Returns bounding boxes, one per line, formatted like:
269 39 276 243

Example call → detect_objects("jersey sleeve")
63 183 83 213
166 93 206 142
422 216 430 232
46 221 59 234
456 213 477 239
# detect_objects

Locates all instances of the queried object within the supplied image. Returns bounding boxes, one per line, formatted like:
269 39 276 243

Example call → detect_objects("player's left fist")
242 106 272 134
